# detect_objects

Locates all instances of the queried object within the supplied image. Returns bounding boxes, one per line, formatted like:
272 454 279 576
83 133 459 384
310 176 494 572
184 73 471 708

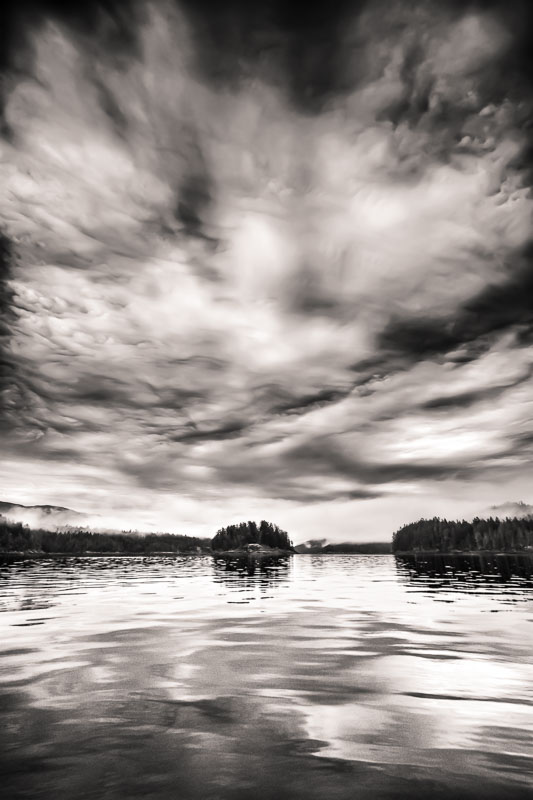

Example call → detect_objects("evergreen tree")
211 520 292 551
0 517 209 554
392 515 533 553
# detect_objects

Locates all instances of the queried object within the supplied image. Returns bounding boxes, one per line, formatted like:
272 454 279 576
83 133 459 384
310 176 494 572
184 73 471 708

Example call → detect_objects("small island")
392 515 533 554
211 520 294 557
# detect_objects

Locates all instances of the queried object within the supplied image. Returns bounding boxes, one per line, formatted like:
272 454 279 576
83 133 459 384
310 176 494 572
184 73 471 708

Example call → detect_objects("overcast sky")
2 0 533 542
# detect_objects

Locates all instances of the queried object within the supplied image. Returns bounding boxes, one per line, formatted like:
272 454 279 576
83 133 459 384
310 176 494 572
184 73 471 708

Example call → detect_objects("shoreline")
0 551 211 558
393 550 533 556
212 548 294 558
4 549 531 559
0 549 294 559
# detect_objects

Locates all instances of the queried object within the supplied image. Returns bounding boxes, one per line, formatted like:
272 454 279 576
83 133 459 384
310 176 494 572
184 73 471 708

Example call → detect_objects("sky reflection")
0 554 532 799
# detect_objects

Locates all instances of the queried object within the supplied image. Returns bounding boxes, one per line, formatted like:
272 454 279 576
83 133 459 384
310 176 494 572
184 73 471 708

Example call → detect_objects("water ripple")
0 553 532 799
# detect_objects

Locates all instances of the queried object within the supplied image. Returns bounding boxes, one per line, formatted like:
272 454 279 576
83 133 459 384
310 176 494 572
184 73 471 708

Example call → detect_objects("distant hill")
488 501 533 518
294 539 328 553
0 501 88 530
321 542 391 554
295 540 391 554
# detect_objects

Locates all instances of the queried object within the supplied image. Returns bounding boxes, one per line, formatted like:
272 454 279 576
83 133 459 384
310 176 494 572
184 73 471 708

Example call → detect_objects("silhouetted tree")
0 517 210 554
211 520 293 551
391 516 533 553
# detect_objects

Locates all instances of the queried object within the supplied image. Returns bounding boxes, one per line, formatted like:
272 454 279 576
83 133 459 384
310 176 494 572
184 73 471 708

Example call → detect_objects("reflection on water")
0 554 532 800
213 553 292 577
395 553 533 614
396 553 533 585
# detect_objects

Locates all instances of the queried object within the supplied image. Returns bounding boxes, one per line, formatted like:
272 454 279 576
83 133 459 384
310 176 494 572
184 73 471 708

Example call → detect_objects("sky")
2 0 533 542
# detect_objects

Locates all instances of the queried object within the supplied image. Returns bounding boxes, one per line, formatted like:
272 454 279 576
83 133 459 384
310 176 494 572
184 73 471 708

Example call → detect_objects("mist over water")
1 554 532 799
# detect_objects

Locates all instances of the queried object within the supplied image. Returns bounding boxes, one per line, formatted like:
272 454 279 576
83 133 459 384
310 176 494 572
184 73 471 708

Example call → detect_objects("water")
0 553 532 800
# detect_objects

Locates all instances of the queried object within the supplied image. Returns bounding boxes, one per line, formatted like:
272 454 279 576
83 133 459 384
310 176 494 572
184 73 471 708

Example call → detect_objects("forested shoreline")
0 517 293 555
6 513 533 558
392 516 533 553
0 518 210 555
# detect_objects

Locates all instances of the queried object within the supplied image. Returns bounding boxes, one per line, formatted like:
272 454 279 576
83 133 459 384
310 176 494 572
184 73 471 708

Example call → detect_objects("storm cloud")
2 0 533 539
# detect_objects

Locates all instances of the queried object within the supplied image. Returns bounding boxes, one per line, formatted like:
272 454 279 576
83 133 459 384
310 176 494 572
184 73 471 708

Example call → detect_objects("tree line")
392 516 533 553
0 516 293 554
211 520 293 551
0 517 210 554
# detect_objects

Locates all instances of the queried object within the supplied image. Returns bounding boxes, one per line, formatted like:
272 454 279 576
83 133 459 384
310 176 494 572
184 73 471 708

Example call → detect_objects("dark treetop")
211 520 293 552
392 516 533 553
0 516 294 555
0 517 210 554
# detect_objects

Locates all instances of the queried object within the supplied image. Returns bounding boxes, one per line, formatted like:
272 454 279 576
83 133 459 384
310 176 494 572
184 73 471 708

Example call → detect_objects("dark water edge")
0 554 532 800
394 550 533 557
395 552 533 580
0 551 209 559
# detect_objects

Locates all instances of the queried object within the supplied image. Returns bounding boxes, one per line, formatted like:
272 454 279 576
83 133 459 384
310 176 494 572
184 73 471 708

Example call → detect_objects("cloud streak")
1 0 533 539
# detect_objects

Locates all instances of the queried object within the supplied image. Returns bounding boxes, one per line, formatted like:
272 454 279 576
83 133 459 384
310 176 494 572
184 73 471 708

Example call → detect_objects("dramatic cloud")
2 0 533 540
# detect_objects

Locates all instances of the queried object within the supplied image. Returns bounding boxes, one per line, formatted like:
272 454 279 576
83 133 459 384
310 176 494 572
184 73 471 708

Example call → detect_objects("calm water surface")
0 553 532 800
